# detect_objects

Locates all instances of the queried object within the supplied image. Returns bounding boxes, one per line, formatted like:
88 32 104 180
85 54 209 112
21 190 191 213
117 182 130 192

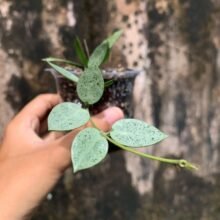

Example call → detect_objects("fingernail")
102 107 124 125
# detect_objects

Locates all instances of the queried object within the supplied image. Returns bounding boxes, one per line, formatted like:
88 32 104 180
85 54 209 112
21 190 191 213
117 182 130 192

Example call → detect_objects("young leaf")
104 29 123 48
48 102 90 131
88 30 123 67
42 57 83 69
72 127 108 173
88 42 109 67
102 48 110 65
77 66 104 105
110 119 168 148
45 61 79 82
73 37 88 67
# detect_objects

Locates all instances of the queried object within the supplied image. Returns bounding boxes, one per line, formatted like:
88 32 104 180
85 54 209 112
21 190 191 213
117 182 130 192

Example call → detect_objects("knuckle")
36 94 47 101
35 94 58 109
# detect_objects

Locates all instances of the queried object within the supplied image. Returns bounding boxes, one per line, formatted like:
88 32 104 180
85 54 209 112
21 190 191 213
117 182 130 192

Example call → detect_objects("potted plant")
43 30 197 173
45 31 138 118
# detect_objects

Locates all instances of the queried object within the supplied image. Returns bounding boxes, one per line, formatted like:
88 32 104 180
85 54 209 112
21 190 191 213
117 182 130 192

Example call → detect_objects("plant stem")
104 134 197 170
90 118 98 128
89 118 198 171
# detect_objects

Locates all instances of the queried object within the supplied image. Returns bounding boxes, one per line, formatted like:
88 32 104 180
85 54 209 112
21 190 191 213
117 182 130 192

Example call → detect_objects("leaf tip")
42 58 47 62
73 164 84 173
163 132 169 139
73 166 80 173
116 29 123 35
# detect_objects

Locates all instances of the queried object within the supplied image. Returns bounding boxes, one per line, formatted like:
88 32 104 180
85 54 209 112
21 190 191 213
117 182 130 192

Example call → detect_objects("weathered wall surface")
0 0 220 219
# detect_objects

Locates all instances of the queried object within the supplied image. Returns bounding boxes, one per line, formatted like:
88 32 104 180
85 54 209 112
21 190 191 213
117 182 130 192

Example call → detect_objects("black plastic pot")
47 68 139 152
48 68 139 117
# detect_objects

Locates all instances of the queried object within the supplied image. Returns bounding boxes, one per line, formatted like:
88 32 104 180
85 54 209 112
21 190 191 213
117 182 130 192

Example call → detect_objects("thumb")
91 107 124 132
58 107 124 147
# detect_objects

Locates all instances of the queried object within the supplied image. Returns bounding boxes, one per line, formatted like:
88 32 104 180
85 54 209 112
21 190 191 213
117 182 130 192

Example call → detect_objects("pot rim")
45 67 141 80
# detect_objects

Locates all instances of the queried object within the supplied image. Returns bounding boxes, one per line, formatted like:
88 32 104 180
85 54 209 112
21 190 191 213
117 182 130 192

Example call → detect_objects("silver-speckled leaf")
88 42 108 67
48 102 90 131
72 128 108 173
110 119 168 147
76 67 104 105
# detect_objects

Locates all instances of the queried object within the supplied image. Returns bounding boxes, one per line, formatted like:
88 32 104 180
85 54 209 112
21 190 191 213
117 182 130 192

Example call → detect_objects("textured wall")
1 0 220 219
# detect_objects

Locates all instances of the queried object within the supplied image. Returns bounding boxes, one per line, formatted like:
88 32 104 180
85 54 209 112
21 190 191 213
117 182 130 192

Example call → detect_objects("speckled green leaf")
88 42 108 67
110 119 168 147
46 61 79 82
76 66 104 105
72 128 108 173
48 102 90 131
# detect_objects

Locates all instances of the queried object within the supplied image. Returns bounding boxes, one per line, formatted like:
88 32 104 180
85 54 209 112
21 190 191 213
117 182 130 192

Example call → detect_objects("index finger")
14 94 61 129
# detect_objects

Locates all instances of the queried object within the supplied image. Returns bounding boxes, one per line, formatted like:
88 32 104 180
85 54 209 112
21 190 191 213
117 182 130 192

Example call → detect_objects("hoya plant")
43 30 197 173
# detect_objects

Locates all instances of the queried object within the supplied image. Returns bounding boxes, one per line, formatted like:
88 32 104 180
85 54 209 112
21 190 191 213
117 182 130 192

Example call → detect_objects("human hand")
0 94 123 220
